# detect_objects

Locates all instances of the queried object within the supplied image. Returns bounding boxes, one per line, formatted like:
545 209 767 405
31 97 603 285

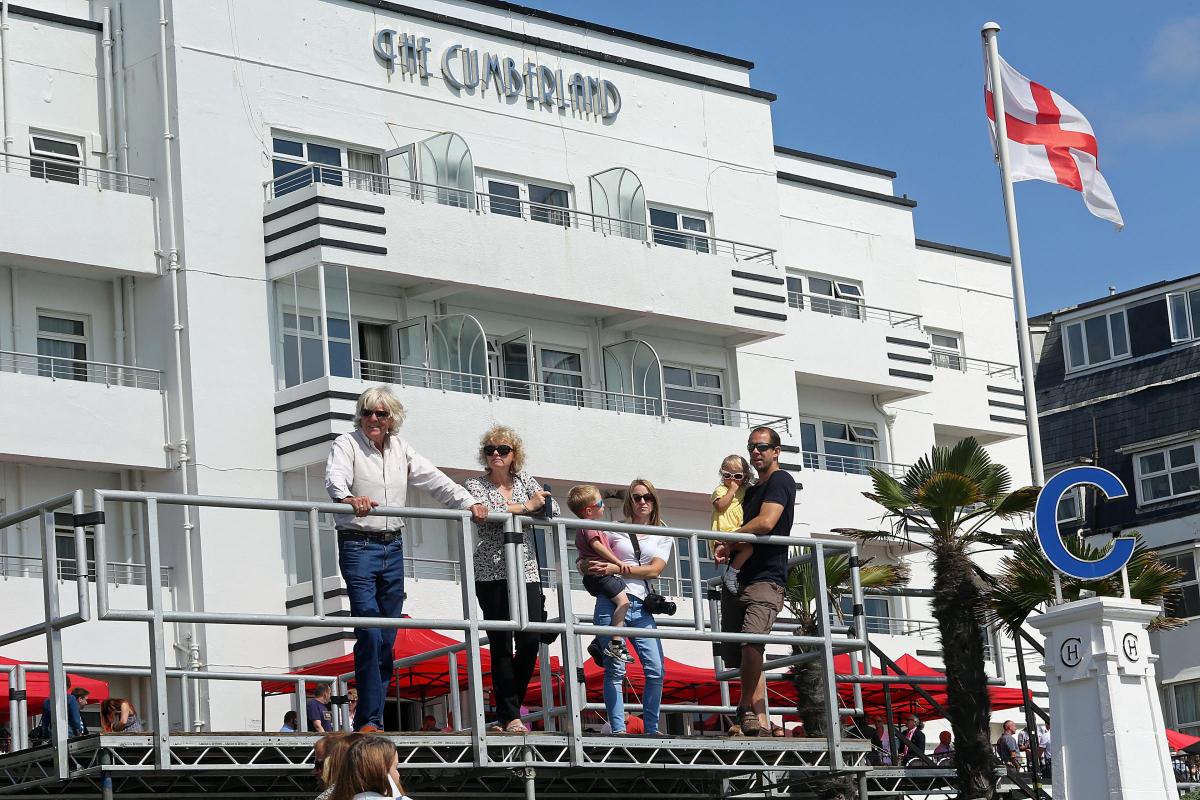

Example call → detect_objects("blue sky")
522 2 1199 315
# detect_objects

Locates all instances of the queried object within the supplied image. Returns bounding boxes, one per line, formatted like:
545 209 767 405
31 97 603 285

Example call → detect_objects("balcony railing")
264 164 776 265
787 292 921 329
930 351 1020 381
0 350 162 390
2 152 154 196
801 450 910 478
0 554 171 588
356 358 790 433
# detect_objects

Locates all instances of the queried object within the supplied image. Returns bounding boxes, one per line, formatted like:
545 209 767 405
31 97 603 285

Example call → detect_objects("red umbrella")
0 656 109 716
1166 728 1200 753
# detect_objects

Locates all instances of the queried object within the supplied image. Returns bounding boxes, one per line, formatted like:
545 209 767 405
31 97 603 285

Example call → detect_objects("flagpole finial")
982 21 1001 35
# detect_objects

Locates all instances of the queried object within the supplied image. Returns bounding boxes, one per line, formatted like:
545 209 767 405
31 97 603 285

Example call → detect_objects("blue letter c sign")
1035 466 1136 580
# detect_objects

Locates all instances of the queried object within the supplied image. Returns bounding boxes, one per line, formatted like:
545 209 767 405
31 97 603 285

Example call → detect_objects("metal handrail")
787 291 922 329
264 163 776 265
1 151 154 196
0 554 171 587
0 350 163 390
801 450 910 478
356 358 791 433
930 350 1020 381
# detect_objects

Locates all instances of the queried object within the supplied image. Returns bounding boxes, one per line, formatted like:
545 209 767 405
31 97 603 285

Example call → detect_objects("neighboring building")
0 0 1035 732
1033 274 1200 737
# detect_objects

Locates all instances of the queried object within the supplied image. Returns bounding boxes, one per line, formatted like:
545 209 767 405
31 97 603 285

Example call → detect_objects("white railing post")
142 499 171 762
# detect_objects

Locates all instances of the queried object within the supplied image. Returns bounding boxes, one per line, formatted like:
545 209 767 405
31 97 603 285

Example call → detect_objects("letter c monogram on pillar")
1034 466 1136 580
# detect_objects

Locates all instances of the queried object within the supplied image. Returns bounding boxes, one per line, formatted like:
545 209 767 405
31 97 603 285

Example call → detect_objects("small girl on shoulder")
711 454 752 594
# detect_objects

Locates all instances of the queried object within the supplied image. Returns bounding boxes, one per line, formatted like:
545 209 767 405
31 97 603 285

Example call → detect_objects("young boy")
568 484 634 663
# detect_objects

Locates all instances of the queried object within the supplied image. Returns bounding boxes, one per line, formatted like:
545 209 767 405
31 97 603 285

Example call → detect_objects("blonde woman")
463 424 556 733
329 734 410 800
325 386 488 732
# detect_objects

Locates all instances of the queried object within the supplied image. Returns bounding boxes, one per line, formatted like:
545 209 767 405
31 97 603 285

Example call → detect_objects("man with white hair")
326 386 487 732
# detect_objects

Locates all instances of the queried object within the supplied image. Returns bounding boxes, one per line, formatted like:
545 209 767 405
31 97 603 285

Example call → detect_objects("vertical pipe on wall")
101 8 117 177
1 0 11 172
124 277 138 365
113 3 129 172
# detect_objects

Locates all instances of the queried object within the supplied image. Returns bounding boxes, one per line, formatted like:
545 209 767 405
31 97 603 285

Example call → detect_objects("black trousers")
476 580 546 726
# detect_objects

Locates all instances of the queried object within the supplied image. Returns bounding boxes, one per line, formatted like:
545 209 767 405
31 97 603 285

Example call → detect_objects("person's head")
283 710 298 728
906 715 920 730
747 426 781 474
623 479 662 526
331 734 402 800
567 484 603 519
719 454 751 485
354 387 406 441
315 730 354 785
477 423 525 477
314 684 332 702
1003 720 1016 734
421 715 437 731
99 698 129 732
939 730 952 746
71 687 90 704
348 687 358 702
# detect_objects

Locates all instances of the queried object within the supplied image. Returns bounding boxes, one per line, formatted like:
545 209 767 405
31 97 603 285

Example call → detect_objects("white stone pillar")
1029 596 1178 800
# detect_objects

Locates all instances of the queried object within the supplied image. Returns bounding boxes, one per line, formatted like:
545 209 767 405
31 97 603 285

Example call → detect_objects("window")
538 347 584 406
29 133 83 184
281 310 352 388
36 313 89 381
786 276 803 309
1167 288 1200 343
839 595 894 635
791 274 864 320
1056 486 1084 526
529 183 570 226
347 150 385 193
663 365 724 423
1161 552 1200 619
1062 310 1129 371
271 137 345 195
1175 681 1200 737
649 207 711 253
487 180 522 218
799 417 880 475
1134 440 1200 504
54 512 96 582
929 330 964 371
481 177 571 225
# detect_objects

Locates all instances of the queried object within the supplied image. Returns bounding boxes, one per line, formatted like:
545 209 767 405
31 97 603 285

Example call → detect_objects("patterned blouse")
463 471 558 583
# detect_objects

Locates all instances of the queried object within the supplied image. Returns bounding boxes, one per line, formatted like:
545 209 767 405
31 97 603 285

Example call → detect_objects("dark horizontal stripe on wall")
773 145 897 178
987 399 1026 412
732 287 786 303
888 368 934 382
264 216 387 244
987 384 1024 397
277 432 340 457
780 444 800 453
779 462 803 473
776 172 917 208
8 4 101 31
289 631 357 652
731 269 785 286
262 194 386 223
285 587 350 609
915 238 1010 264
989 415 1027 425
733 306 788 322
275 411 356 436
345 1 776 101
887 352 932 366
885 336 929 349
274 389 362 415
265 237 388 264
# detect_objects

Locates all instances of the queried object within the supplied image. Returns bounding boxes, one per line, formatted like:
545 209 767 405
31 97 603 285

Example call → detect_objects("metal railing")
264 164 776 265
0 554 171 587
930 350 1020 381
356 358 791 433
801 450 910 478
829 613 939 637
1 152 154 196
787 292 922 329
0 350 163 390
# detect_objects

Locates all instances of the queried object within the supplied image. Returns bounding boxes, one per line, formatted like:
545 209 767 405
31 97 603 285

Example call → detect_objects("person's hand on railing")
522 490 550 513
341 495 377 517
469 503 488 524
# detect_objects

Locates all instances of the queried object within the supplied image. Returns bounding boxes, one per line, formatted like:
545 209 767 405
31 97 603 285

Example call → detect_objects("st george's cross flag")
985 55 1123 230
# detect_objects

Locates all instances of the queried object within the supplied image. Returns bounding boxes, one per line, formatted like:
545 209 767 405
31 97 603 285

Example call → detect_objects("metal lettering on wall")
373 29 622 119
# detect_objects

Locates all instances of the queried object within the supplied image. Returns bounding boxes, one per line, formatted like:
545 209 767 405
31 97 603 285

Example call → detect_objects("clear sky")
517 1 1199 315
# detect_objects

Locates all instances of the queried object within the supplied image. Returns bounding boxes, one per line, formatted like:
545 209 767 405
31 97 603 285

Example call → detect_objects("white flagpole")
982 21 1045 488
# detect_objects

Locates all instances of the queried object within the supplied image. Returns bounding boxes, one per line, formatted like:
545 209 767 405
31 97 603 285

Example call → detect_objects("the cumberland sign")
373 29 622 119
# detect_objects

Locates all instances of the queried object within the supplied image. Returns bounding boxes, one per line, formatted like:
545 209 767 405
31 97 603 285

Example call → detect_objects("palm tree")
841 437 1038 800
985 529 1185 636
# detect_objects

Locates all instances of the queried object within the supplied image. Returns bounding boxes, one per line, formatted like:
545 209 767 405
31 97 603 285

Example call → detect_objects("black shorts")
583 574 628 601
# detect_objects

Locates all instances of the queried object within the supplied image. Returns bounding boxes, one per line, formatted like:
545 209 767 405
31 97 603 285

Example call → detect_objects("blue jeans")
594 595 663 734
338 533 404 729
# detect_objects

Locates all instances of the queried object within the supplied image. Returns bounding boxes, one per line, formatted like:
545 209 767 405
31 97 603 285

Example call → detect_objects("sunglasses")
720 470 745 481
590 500 605 510
630 493 654 503
483 444 514 457
747 443 777 453
360 409 391 419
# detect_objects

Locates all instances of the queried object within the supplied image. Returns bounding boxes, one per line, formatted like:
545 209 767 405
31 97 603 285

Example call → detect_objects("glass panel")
650 208 687 249
418 132 474 208
391 317 429 386
542 371 584 405
850 424 878 442
38 316 85 337
681 216 709 253
283 335 300 387
649 208 677 229
1190 290 1200 340
930 333 959 349
1109 312 1129 357
602 339 662 415
300 337 323 383
306 142 343 186
1057 490 1080 522
1171 468 1200 496
488 181 522 218
1142 474 1172 500
665 387 724 424
1170 294 1192 341
347 150 384 192
323 265 352 378
31 136 80 158
272 159 310 194
662 366 692 387
540 349 581 373
588 167 646 239
1167 554 1198 582
808 277 834 296
1084 315 1111 364
272 138 304 157
1179 683 1200 724
31 155 80 184
428 314 488 393
1170 446 1197 468
695 372 721 389
835 282 864 299
292 267 324 383
528 184 569 226
822 421 848 440
499 338 532 400
1140 452 1167 474
1065 323 1086 368
37 337 87 380
1168 585 1200 620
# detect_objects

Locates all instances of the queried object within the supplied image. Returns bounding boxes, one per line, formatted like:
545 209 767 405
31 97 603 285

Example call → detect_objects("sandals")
504 719 530 734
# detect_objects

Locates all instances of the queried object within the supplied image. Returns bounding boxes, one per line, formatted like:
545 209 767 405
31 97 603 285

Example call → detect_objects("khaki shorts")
720 581 784 668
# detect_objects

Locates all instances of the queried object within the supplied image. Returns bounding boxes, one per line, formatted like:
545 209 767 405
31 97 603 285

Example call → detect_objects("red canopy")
1167 728 1200 752
0 656 109 716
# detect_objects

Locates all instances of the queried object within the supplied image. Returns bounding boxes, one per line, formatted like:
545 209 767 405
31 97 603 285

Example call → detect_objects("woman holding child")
463 424 555 734
577 479 671 735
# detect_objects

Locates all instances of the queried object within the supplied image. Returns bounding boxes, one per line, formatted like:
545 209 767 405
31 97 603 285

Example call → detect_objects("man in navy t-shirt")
306 684 333 732
715 426 795 737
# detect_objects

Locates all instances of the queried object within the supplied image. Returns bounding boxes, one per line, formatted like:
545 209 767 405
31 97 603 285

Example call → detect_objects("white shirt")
603 532 673 600
325 430 475 532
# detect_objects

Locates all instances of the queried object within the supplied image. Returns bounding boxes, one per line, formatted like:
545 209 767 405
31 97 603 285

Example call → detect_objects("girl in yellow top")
710 454 752 594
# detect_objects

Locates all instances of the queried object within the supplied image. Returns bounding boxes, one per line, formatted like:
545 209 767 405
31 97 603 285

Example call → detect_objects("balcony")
0 352 168 470
0 154 157 277
794 451 911 534
927 353 1026 443
261 166 786 344
785 292 933 401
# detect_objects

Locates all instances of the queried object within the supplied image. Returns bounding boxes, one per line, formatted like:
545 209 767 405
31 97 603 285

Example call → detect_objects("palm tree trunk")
792 634 858 799
932 545 994 800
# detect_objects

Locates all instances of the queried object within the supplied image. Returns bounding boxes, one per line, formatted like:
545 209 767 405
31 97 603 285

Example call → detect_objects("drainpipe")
124 277 137 365
157 0 203 722
112 278 125 377
1 0 11 172
113 3 129 172
101 8 116 176
872 394 896 462
9 265 19 355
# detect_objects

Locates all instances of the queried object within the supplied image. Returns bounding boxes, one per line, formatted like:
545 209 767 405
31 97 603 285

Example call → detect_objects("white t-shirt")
603 532 674 600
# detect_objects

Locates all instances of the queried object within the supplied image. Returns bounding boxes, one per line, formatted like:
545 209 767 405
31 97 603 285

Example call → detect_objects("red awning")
0 656 109 715
1167 728 1200 752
